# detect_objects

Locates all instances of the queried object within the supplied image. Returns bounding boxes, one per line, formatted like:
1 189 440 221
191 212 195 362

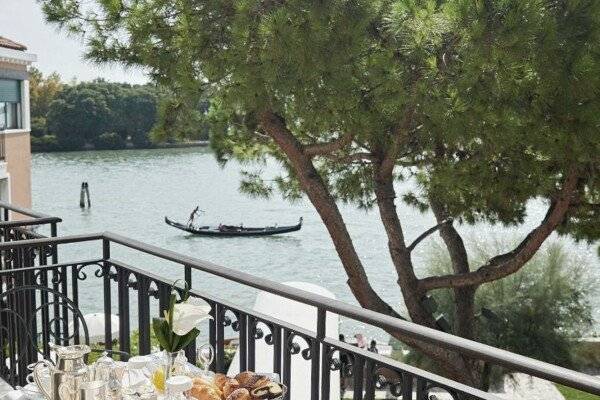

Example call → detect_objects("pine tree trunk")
259 111 483 387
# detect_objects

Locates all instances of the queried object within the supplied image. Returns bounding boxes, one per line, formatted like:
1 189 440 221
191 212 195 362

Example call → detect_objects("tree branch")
407 219 453 252
379 77 421 177
323 152 376 164
258 110 403 318
379 110 415 177
420 166 580 291
429 197 475 339
429 197 470 275
304 133 354 156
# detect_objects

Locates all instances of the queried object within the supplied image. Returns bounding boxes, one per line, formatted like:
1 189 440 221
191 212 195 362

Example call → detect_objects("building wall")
0 62 26 73
0 48 34 212
4 131 31 208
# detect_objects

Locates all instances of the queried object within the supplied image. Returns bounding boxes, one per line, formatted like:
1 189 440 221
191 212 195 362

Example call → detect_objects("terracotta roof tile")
0 36 27 51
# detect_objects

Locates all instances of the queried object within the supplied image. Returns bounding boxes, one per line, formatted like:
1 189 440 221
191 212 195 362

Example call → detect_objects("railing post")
209 301 216 372
50 222 69 345
320 343 331 400
363 359 375 400
215 304 225 373
416 377 428 400
71 262 80 344
282 329 293 400
238 313 248 373
352 354 365 400
137 275 151 355
103 239 113 350
272 326 282 376
402 373 414 399
183 265 196 362
184 264 192 287
117 268 131 359
311 308 326 400
247 315 256 371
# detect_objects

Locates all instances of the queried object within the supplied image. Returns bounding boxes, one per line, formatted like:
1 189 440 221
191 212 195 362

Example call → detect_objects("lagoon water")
31 147 599 341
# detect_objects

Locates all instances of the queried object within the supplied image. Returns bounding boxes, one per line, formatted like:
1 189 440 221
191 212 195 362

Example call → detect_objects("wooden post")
79 182 85 208
84 182 91 208
80 182 91 208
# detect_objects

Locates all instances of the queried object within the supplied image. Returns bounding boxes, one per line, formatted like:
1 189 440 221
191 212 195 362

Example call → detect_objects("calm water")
31 147 599 340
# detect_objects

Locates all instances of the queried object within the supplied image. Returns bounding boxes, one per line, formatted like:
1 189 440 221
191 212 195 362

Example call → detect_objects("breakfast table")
2 350 285 400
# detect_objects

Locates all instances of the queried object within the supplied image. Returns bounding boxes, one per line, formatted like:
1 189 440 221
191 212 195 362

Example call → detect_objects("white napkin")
1 390 25 400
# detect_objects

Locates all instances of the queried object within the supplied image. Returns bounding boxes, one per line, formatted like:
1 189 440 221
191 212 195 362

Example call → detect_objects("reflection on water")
32 147 600 341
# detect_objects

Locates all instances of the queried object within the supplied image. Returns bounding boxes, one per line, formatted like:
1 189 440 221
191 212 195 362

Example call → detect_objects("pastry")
189 384 221 400
226 388 251 400
250 383 284 399
234 372 263 388
251 376 271 389
192 377 212 387
214 373 229 390
223 378 240 398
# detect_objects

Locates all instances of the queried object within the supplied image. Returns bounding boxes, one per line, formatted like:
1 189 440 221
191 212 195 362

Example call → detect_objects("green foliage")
29 67 63 120
31 117 48 138
30 134 59 152
150 97 209 144
410 240 595 376
110 85 159 147
571 340 600 372
94 132 126 150
45 80 158 151
47 82 112 149
557 385 600 400
152 283 201 353
29 66 212 151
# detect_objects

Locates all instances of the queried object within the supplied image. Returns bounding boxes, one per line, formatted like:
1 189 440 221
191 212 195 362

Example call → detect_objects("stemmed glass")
196 343 214 378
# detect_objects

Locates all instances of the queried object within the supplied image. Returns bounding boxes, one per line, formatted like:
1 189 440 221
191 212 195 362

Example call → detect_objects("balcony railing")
0 229 599 399
0 200 61 240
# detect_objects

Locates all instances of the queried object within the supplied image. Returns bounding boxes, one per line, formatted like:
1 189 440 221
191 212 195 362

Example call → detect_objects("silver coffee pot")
33 343 91 400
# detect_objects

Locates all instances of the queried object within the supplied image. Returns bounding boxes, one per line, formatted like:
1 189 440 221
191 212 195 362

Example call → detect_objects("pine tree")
40 0 600 385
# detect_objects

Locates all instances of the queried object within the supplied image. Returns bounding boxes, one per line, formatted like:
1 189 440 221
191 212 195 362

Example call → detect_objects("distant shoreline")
153 140 209 149
30 140 210 153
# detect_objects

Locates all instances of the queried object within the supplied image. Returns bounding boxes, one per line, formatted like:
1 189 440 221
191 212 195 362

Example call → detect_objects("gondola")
164 216 303 237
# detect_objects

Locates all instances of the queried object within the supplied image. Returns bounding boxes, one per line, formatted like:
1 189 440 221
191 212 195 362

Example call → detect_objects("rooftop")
0 36 27 51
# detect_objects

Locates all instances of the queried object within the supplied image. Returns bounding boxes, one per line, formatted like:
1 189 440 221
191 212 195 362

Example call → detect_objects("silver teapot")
33 343 91 400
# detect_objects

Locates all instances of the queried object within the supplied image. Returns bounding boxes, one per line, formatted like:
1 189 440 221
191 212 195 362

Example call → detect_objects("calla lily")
171 296 212 336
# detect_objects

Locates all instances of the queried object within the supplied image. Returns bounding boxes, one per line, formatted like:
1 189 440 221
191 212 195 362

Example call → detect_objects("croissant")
214 373 229 390
189 384 222 400
234 372 263 388
192 377 212 387
223 378 240 398
226 388 251 400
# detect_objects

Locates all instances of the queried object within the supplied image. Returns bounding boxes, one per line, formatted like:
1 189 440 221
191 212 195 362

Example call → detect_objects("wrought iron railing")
0 200 61 241
0 232 599 399
0 201 60 274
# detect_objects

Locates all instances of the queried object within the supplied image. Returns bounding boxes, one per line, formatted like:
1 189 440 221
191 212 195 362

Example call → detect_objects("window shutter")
0 79 21 103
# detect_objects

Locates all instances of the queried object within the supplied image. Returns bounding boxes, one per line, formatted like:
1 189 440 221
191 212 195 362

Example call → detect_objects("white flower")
171 297 212 336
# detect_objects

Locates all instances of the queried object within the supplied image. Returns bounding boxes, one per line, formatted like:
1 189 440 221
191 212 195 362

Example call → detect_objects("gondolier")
187 206 201 227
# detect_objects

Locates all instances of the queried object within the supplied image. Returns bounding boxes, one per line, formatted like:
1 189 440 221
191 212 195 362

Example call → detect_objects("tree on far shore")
40 0 600 387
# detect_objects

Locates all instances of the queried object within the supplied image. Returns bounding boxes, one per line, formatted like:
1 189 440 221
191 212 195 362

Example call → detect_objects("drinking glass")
196 344 214 377
78 381 106 400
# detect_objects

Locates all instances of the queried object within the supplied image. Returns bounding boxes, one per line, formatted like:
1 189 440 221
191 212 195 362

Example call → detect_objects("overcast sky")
1 0 148 84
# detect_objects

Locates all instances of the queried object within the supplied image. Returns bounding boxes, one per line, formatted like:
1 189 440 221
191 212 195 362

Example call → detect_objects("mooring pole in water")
85 182 91 207
80 182 91 208
80 182 85 208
